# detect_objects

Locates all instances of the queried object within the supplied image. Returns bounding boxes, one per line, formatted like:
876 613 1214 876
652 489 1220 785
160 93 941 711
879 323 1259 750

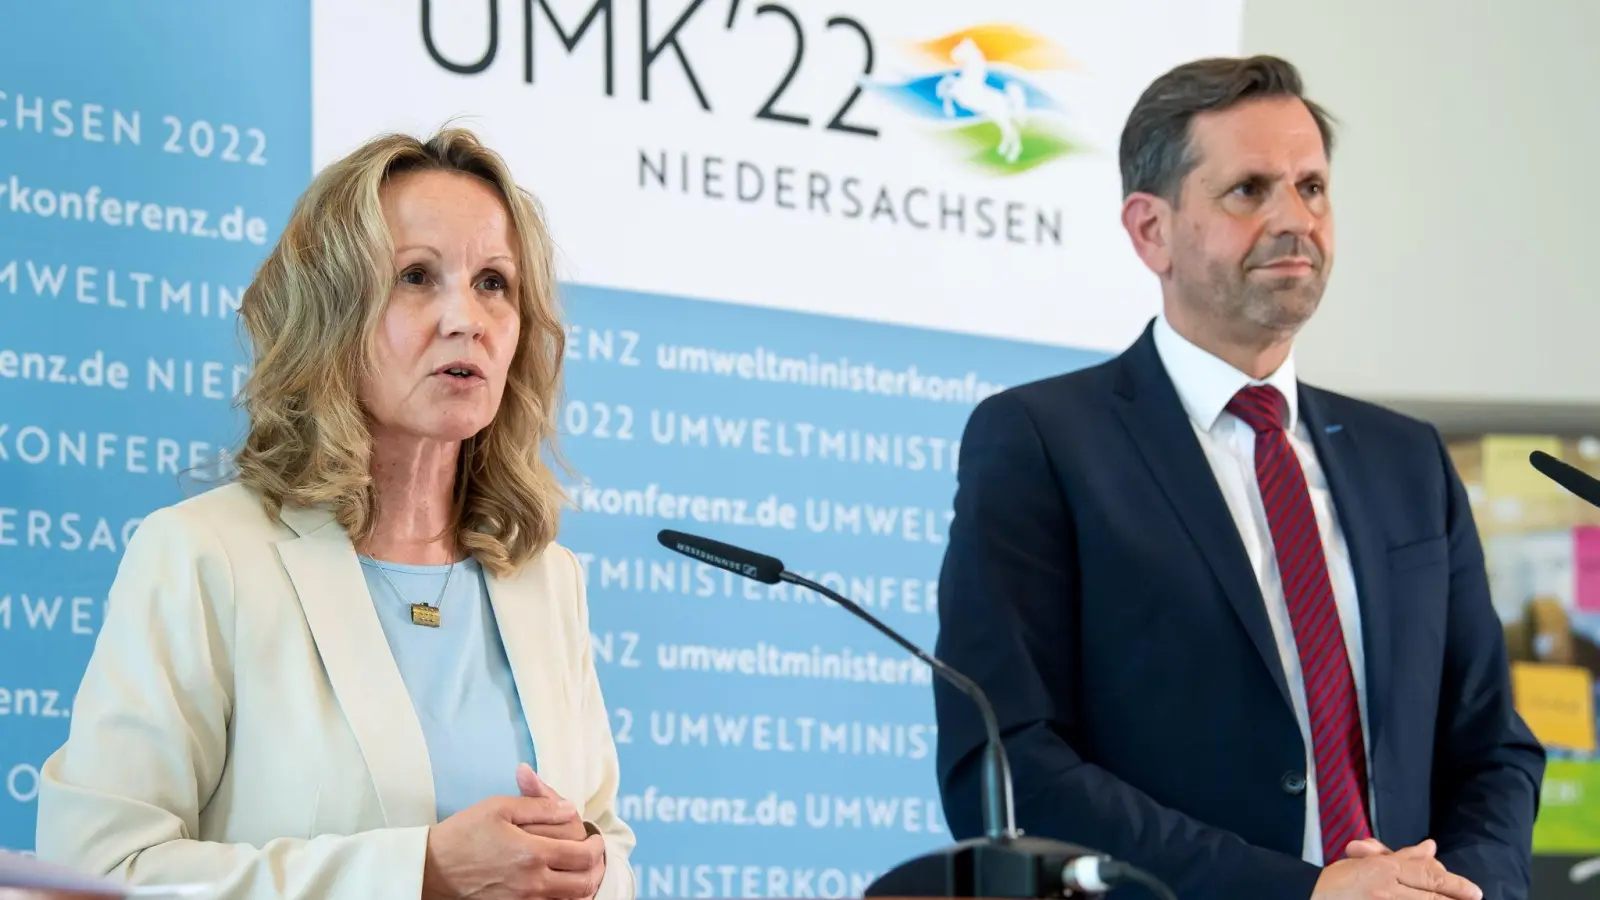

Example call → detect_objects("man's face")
1166 96 1334 341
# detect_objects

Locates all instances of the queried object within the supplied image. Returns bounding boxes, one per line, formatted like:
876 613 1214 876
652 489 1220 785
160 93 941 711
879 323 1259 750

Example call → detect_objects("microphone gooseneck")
779 569 1018 843
653 525 1016 841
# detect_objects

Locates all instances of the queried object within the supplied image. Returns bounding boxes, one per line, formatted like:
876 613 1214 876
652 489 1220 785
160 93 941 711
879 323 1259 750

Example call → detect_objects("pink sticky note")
1574 527 1600 612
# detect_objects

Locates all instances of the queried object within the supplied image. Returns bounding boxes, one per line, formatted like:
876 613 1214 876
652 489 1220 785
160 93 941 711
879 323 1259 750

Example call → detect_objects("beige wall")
1241 0 1599 407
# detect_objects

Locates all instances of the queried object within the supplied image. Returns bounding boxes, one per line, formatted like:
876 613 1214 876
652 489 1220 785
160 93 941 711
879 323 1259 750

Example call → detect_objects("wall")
1242 0 1600 407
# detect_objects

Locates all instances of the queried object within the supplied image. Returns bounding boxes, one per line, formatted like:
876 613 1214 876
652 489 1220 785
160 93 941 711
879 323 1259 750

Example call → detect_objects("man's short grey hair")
1119 55 1337 203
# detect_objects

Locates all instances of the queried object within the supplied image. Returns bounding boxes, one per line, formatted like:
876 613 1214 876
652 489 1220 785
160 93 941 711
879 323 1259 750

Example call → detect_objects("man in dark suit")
933 55 1545 900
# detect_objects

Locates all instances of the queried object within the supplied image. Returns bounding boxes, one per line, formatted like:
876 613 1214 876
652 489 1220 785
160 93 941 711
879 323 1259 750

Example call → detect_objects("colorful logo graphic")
869 24 1083 175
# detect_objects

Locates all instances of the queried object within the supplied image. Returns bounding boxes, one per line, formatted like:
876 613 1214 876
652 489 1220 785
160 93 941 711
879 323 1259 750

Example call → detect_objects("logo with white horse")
868 24 1081 175
935 38 1030 164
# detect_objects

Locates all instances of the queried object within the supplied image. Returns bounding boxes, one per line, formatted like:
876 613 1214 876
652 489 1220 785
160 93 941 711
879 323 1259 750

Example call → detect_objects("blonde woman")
33 128 635 900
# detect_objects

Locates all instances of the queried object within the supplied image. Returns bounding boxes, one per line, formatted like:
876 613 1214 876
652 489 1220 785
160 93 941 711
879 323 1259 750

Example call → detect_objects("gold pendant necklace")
373 558 456 628
410 603 442 628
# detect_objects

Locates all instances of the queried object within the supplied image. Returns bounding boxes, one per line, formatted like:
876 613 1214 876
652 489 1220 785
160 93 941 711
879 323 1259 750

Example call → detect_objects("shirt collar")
1152 313 1299 433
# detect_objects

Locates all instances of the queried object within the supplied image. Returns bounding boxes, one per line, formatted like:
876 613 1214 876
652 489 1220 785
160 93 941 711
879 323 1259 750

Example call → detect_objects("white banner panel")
314 0 1243 350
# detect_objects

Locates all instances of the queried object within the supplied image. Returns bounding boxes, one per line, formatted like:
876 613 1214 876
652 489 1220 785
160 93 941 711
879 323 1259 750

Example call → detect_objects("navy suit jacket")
934 322 1545 900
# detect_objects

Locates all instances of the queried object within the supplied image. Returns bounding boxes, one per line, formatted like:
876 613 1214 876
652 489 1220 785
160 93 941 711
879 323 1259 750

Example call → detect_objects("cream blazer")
33 482 636 900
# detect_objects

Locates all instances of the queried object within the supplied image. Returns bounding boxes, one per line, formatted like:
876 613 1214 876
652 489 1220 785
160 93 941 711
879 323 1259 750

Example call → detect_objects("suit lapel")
1300 389 1392 747
486 550 578 801
274 505 436 826
1111 326 1295 711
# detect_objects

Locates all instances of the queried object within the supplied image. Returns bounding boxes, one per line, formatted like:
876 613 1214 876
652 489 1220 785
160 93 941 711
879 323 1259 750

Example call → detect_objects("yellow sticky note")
1511 662 1596 752
1482 435 1566 502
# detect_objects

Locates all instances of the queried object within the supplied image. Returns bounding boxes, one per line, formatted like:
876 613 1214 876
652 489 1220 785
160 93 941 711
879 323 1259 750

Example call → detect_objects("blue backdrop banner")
1 0 313 852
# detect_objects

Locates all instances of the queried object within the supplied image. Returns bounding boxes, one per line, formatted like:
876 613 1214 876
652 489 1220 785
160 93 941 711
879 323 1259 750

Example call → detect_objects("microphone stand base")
862 835 1108 899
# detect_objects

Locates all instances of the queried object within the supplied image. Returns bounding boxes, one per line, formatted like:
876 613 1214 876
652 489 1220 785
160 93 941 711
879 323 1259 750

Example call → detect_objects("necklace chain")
371 557 457 616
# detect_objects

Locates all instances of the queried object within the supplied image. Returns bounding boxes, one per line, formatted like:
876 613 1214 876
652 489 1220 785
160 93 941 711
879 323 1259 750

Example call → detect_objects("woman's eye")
399 267 427 286
479 273 507 292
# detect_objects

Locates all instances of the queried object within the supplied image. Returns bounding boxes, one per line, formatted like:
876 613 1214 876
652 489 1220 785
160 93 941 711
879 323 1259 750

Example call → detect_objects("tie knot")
1228 384 1288 434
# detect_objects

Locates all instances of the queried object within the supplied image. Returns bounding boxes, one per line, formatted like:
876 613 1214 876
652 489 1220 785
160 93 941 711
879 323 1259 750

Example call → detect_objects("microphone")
655 529 1177 900
1529 450 1600 508
657 528 1015 841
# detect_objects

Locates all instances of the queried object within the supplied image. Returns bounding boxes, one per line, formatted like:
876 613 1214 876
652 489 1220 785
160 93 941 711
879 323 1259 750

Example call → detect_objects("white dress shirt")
1152 314 1377 866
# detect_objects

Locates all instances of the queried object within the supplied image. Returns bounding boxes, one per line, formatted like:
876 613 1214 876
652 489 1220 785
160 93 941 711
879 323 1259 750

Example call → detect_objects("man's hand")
1312 840 1482 900
1345 838 1408 860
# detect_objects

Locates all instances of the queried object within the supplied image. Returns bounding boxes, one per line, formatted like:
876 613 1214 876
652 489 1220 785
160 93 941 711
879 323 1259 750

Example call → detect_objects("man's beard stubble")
1204 233 1328 342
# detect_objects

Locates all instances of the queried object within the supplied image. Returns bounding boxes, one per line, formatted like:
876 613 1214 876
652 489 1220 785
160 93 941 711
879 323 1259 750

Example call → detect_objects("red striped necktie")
1226 384 1372 863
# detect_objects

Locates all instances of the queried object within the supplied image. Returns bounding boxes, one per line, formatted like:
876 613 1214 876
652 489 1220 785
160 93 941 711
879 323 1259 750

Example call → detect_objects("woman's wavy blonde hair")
233 127 566 576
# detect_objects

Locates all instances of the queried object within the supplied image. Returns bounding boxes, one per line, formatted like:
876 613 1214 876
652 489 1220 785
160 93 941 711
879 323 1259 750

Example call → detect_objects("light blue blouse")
359 555 538 822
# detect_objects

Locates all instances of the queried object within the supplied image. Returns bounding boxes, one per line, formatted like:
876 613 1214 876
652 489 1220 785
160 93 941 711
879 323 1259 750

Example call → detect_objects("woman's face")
361 169 522 445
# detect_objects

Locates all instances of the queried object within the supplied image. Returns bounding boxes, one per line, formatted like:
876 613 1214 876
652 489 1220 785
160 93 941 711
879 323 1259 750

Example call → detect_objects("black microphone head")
656 529 785 584
1529 449 1600 509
